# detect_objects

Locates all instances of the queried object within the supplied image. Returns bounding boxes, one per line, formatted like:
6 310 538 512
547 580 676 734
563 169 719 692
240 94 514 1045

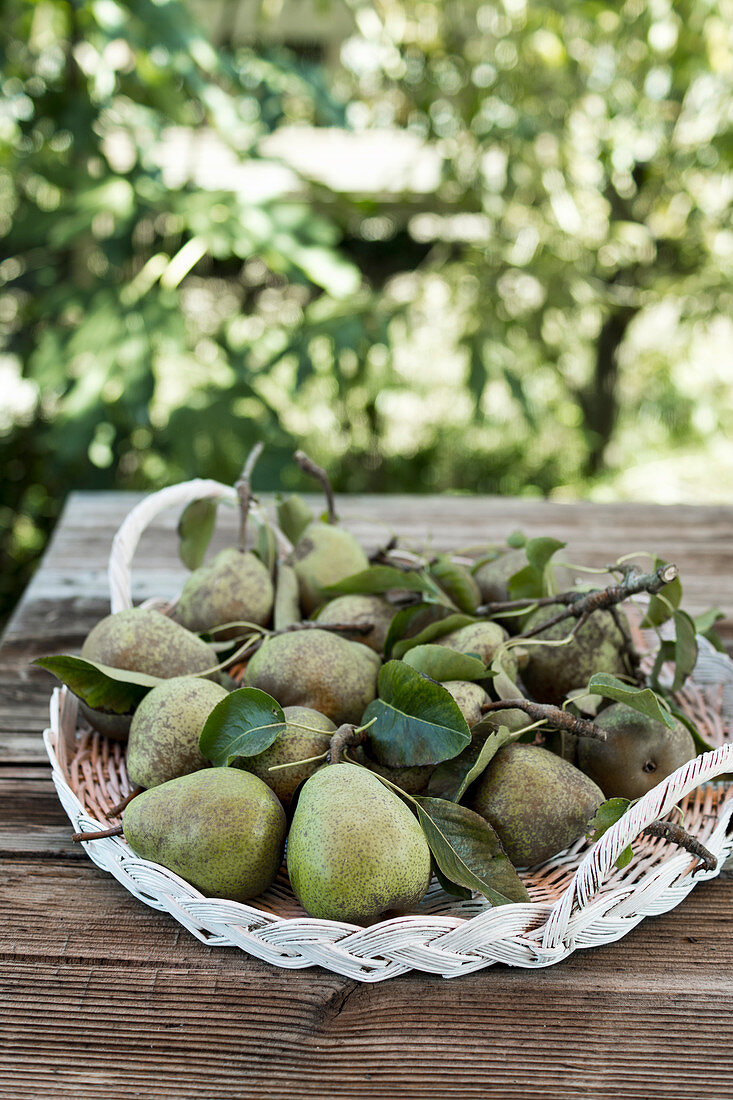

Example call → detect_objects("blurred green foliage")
2 0 733 624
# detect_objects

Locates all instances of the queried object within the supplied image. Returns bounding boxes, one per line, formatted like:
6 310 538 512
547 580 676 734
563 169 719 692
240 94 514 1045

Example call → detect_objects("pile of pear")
67 514 697 926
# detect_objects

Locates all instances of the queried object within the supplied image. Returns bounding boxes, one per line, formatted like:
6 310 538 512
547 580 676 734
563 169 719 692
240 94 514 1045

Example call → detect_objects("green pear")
81 608 218 680
520 604 628 705
290 522 369 615
441 680 490 727
175 547 274 638
315 594 394 653
242 629 379 725
437 621 509 666
122 768 286 901
469 743 604 866
577 702 696 800
126 676 228 789
287 763 432 922
235 705 336 806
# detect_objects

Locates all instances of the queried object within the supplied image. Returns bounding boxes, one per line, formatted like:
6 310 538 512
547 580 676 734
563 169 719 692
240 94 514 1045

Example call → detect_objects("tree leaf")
273 562 301 630
586 797 633 870
177 498 218 571
454 725 517 802
323 565 444 601
587 673 676 729
432 860 473 900
507 537 566 600
33 655 162 714
412 796 531 905
199 688 286 767
639 557 682 628
390 612 477 660
671 608 698 692
253 516 277 574
429 555 479 613
276 494 313 545
489 650 523 700
361 661 471 767
402 644 487 682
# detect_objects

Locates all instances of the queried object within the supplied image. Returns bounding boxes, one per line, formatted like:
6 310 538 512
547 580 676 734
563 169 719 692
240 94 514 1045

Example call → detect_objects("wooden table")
3 492 733 1099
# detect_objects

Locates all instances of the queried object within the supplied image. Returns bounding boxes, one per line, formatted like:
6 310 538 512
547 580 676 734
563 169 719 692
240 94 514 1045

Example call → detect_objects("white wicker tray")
43 480 733 981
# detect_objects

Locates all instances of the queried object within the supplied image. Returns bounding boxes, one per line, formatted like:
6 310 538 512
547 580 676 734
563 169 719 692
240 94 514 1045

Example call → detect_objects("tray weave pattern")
43 480 733 981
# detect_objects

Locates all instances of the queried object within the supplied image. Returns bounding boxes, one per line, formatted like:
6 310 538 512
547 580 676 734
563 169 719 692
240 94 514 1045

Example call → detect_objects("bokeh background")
3 0 733 626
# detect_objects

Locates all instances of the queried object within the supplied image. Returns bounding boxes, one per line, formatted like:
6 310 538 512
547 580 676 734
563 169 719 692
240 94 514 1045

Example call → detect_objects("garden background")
2 0 733 625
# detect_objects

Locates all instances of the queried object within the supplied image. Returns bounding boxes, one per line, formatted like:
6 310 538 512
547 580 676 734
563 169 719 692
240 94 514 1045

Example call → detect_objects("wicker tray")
44 480 733 981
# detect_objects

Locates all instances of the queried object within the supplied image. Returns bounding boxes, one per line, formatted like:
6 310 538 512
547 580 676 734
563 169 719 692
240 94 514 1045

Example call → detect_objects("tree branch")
480 699 608 741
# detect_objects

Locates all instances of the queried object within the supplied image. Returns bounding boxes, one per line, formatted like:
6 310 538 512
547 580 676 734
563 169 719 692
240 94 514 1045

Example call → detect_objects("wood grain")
3 492 733 1100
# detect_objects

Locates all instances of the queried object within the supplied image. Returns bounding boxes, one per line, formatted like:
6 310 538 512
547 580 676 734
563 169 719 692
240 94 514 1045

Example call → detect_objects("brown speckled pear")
175 547 274 638
81 608 218 679
290 523 369 614
437 621 509 665
126 676 228 789
286 763 432 923
235 705 336 806
242 629 379 725
315 594 394 653
577 702 696 800
122 768 286 901
520 604 628 705
469 743 604 867
441 680 490 727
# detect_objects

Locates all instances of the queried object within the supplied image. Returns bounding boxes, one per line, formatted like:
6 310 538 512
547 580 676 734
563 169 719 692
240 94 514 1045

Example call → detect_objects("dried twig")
294 450 337 524
480 699 608 741
643 820 717 872
235 441 264 551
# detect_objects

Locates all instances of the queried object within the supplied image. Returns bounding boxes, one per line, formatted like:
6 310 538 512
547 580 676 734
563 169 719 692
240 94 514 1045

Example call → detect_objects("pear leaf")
273 562 301 631
587 673 676 729
402 644 487 682
177 498 218 571
507 537 566 600
199 688 286 766
489 650 523 700
639 557 682 628
429 555 479 613
362 661 471 767
276 493 314 545
694 607 726 651
33 655 162 713
253 516 278 574
323 565 445 602
671 609 698 692
432 860 473 900
586 797 633 870
454 725 517 803
412 796 531 905
390 611 477 660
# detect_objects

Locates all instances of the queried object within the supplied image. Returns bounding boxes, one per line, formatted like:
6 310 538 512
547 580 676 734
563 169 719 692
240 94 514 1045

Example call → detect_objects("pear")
122 768 286 901
290 522 369 615
351 745 435 796
315 594 394 653
441 680 490 727
235 705 336 806
287 762 432 922
126 676 228 789
577 702 696 800
175 547 274 638
469 743 604 866
473 549 529 604
81 608 218 680
242 629 379 725
520 604 628 705
437 621 509 666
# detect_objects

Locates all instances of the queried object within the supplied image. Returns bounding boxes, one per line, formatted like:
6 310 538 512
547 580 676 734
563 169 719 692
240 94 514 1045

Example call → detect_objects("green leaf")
507 537 566 600
33 655 162 714
199 688 286 767
615 845 634 869
671 608 698 691
454 725 516 802
429 556 479 613
587 673 676 729
273 563 301 631
640 558 682 628
412 796 530 905
586 797 632 841
402 644 488 682
489 650 523 700
177 498 218 571
390 611 477 660
694 608 726 651
666 702 716 755
361 661 471 767
276 494 313 545
323 565 444 601
432 860 473 900
506 530 527 549
253 516 277 574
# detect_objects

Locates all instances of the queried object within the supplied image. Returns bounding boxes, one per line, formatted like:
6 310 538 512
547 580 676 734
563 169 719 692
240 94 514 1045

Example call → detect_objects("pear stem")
480 699 608 741
643 820 716 871
72 824 124 842
105 786 143 819
328 723 368 765
294 450 337 524
235 441 264 552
